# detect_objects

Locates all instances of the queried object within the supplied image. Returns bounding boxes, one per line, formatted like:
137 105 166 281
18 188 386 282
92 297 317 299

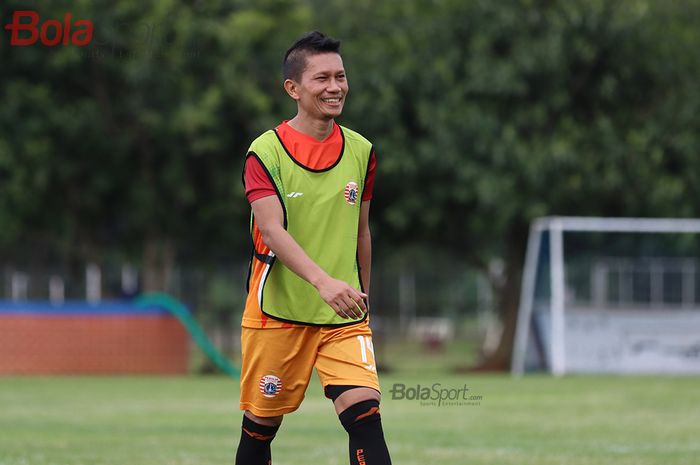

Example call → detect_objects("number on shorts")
357 335 374 363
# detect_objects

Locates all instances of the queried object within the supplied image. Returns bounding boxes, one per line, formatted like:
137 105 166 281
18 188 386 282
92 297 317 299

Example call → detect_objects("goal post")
512 217 700 376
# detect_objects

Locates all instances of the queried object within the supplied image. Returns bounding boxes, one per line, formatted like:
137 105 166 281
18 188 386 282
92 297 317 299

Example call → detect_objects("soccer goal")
512 217 700 376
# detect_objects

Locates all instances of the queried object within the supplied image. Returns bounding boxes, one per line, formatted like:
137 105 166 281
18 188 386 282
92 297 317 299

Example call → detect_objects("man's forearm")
261 225 329 288
260 223 367 318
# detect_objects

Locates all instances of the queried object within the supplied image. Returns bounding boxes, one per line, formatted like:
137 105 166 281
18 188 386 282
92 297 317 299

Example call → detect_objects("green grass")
380 336 479 373
1 373 698 465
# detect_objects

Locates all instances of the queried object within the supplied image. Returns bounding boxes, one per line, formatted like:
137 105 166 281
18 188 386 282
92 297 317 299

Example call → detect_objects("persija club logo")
259 374 283 398
344 181 359 205
2 10 93 46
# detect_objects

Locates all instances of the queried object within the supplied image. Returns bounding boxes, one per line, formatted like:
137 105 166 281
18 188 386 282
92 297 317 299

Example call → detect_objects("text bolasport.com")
389 383 483 407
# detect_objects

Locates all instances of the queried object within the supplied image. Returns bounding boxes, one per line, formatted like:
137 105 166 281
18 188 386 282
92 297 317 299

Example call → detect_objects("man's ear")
283 79 300 101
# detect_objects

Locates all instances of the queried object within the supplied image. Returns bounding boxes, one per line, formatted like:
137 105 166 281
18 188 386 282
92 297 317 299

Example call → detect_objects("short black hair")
283 31 341 82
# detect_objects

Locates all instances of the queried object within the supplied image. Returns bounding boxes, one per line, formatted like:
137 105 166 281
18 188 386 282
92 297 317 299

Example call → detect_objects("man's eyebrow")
312 70 345 76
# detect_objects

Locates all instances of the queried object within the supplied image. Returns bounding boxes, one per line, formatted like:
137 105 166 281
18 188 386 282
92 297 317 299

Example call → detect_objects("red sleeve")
244 156 277 203
362 150 377 201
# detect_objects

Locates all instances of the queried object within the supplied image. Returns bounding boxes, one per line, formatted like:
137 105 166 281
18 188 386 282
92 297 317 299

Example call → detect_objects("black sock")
339 400 392 465
235 415 279 465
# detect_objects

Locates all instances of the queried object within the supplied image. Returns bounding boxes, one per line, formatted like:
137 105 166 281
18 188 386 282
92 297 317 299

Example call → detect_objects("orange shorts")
239 320 380 417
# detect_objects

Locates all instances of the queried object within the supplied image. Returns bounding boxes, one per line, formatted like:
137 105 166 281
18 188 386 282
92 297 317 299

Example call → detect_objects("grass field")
1 371 698 465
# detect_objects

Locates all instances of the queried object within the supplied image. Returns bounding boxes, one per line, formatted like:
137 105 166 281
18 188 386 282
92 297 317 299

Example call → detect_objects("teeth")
322 98 341 103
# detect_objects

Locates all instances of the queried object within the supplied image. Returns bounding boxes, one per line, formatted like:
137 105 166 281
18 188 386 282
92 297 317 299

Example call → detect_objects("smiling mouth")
321 97 342 104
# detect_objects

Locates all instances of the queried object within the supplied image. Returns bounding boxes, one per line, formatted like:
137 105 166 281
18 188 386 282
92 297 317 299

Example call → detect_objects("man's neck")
287 116 334 141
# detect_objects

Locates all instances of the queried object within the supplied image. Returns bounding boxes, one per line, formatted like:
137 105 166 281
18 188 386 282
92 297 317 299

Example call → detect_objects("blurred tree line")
1 0 699 368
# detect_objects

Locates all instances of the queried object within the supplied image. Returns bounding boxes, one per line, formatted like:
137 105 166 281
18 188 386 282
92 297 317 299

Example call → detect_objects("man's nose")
327 78 341 92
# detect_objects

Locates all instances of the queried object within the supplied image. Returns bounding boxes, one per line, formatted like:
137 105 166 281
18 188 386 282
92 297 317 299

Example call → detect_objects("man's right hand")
315 276 367 319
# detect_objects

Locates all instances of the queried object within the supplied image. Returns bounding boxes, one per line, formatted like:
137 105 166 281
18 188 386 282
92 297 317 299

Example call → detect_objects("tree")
317 0 700 369
0 0 313 285
2 0 699 370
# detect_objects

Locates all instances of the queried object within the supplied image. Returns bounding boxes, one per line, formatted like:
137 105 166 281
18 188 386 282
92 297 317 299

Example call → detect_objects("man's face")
291 52 348 120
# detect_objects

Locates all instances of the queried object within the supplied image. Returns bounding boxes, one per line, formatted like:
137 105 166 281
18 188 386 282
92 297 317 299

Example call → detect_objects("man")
235 31 392 465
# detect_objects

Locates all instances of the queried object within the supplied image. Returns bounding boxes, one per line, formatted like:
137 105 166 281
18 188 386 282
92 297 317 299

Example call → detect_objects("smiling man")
236 31 391 465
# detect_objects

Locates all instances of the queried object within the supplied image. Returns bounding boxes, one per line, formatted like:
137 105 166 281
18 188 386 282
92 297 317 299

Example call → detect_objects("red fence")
0 301 188 375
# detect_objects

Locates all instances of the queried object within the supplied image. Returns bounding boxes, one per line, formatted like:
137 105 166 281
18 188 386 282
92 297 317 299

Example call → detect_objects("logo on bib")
259 374 283 398
344 181 359 205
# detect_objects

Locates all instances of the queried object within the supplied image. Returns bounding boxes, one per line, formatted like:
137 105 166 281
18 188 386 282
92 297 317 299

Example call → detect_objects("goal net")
512 217 700 375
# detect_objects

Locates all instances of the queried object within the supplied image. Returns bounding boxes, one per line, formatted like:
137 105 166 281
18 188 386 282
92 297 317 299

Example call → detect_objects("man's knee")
326 386 383 432
338 397 383 438
328 386 381 415
244 410 284 427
